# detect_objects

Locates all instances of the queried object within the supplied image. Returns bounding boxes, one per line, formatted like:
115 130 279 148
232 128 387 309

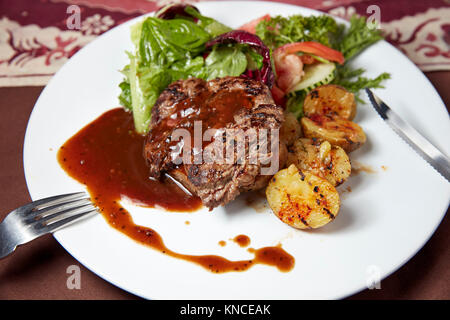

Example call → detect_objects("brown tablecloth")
0 0 449 300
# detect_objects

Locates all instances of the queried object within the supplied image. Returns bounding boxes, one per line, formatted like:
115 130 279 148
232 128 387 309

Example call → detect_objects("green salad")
119 4 390 134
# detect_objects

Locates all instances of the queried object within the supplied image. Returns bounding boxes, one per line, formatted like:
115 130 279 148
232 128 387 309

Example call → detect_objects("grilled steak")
144 76 286 209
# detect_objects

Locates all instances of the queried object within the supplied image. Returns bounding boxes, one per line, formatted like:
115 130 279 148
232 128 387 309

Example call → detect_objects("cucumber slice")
289 62 336 94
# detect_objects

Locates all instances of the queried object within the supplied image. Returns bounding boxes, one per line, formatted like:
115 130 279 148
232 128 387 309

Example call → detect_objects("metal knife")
365 88 450 183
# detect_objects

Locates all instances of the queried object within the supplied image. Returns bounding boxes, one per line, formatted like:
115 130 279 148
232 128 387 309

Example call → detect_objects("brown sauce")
58 108 294 273
248 245 293 272
233 234 251 247
351 161 376 175
147 86 254 162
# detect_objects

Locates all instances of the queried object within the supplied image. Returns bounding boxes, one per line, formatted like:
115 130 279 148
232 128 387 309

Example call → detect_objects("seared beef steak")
144 76 286 209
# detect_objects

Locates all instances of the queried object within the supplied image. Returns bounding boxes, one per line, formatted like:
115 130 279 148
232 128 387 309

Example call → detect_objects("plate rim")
22 0 450 300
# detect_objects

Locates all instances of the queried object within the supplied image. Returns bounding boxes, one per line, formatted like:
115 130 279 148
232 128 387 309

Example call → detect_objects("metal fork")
0 192 97 259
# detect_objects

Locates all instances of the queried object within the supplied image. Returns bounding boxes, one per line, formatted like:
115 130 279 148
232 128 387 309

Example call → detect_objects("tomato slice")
273 41 344 93
238 14 271 34
273 48 305 93
275 41 345 65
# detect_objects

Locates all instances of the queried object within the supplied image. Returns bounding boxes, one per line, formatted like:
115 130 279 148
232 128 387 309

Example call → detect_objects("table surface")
0 71 448 300
1 0 450 297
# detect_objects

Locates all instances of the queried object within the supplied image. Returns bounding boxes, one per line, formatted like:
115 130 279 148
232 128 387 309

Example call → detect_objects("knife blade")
365 88 450 183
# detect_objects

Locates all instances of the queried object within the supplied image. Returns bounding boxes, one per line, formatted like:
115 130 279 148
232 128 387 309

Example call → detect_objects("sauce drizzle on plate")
58 108 294 273
233 234 251 247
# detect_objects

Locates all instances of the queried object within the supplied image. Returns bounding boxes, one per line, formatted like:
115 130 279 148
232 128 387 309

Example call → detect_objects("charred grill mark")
252 103 267 112
327 162 333 170
245 86 263 96
216 78 235 90
299 171 306 181
146 76 283 209
310 90 319 99
300 216 310 227
323 207 335 219
254 112 268 119
167 87 185 99
186 165 203 186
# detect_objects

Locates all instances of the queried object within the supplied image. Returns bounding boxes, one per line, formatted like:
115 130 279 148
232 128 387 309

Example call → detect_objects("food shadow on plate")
353 99 371 123
338 171 365 197
221 187 371 235
351 132 373 158
306 198 373 234
222 190 270 219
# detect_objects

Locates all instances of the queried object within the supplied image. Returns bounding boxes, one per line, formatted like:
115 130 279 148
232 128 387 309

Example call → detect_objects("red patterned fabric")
0 0 449 86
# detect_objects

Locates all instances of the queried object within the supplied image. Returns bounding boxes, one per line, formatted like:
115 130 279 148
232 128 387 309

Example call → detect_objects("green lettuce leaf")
119 17 212 134
205 45 248 80
118 80 132 110
119 15 266 134
245 49 264 70
184 6 232 37
138 17 209 67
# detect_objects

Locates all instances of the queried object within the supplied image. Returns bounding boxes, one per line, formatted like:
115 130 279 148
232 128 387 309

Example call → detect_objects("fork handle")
0 222 18 259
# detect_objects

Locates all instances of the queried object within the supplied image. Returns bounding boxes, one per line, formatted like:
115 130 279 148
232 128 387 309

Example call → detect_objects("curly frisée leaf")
255 14 342 50
338 15 384 60
286 91 307 118
332 65 390 102
254 13 390 113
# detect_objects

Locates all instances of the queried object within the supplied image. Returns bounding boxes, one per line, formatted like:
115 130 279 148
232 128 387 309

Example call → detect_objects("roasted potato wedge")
266 164 340 229
304 84 357 120
301 114 366 153
280 111 302 146
287 138 351 186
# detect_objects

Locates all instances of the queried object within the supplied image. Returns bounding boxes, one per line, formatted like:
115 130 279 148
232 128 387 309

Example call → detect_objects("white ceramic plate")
23 1 450 299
